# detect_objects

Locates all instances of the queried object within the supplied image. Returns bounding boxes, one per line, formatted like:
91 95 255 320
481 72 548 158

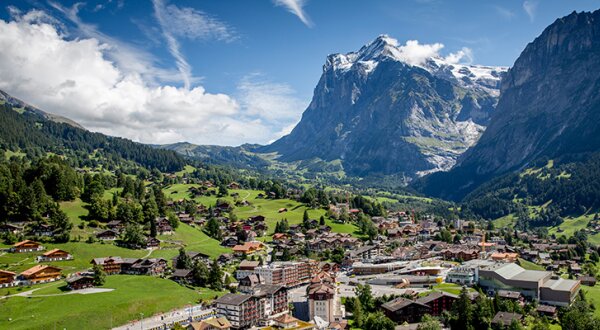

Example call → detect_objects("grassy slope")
0 275 215 330
156 223 230 259
162 185 361 238
0 242 149 274
518 258 545 271
583 284 600 318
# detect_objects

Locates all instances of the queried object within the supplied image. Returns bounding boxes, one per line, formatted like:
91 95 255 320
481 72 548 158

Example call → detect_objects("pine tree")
208 259 223 291
353 298 364 328
319 215 325 226
176 248 193 269
93 264 106 286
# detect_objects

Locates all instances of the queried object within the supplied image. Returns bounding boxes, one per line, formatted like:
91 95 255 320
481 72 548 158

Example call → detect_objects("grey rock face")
418 10 600 200
262 35 506 178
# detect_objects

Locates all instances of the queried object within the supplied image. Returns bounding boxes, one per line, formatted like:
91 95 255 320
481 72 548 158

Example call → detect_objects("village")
0 173 596 330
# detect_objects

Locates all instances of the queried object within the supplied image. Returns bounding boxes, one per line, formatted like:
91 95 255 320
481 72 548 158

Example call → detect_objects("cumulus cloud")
444 47 474 64
523 1 538 22
273 0 313 27
49 1 181 85
385 38 473 66
0 11 304 146
395 40 444 65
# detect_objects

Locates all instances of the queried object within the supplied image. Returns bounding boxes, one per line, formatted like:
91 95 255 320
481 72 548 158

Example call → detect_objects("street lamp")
139 312 144 330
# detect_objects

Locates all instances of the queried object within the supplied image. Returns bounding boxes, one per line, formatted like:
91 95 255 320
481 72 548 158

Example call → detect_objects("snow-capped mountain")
261 35 507 179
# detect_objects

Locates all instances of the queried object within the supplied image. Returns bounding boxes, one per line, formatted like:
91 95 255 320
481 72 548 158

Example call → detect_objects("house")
91 256 124 274
381 297 431 323
218 254 234 265
11 240 44 253
145 236 161 249
37 249 73 262
578 275 597 286
66 275 95 290
156 217 174 235
106 220 124 232
238 274 263 292
498 290 522 301
172 269 194 284
0 270 16 288
188 316 231 330
271 314 314 329
171 251 210 268
221 236 239 247
249 215 266 223
491 252 519 263
416 291 458 316
232 241 265 256
20 265 62 284
441 248 479 261
491 312 523 327
96 229 119 241
536 305 558 318
122 258 168 276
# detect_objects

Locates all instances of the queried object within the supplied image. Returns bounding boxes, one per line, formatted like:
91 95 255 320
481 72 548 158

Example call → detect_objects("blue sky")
0 0 599 146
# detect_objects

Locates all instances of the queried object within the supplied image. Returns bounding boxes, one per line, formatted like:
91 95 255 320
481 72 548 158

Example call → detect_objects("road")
112 305 215 330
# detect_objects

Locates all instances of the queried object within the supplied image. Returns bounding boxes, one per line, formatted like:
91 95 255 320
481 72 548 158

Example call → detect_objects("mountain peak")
324 35 507 93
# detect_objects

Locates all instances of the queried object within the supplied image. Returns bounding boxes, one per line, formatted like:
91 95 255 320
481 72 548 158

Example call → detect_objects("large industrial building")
478 263 580 307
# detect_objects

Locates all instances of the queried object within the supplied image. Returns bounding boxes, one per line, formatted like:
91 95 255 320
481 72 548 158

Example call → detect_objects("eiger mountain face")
418 10 600 200
262 35 506 178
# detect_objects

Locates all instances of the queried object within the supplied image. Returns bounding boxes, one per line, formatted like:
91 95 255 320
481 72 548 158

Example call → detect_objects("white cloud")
152 0 236 90
523 1 538 22
382 38 473 66
49 1 181 85
493 5 515 20
444 47 473 64
395 40 444 65
273 0 313 27
238 74 306 123
0 11 303 146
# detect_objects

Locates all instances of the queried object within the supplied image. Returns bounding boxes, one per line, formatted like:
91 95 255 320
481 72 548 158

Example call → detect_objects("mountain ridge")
260 35 507 178
416 9 600 200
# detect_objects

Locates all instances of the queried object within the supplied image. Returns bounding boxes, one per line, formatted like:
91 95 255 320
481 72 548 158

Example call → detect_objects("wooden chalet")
66 275 95 290
122 258 167 276
11 240 44 253
232 241 265 256
171 269 194 284
146 236 161 249
96 229 119 241
0 270 16 288
37 249 73 262
20 265 62 284
91 256 124 274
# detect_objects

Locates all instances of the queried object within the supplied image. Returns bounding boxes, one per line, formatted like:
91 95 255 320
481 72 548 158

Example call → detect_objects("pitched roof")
42 248 69 256
13 240 39 247
381 297 430 312
492 312 522 326
416 291 458 304
21 265 61 277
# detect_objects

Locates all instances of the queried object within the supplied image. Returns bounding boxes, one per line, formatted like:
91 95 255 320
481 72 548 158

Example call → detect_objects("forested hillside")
0 102 185 172
460 154 600 224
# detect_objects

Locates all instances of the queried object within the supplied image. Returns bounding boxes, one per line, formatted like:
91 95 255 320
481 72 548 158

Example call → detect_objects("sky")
0 0 599 146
